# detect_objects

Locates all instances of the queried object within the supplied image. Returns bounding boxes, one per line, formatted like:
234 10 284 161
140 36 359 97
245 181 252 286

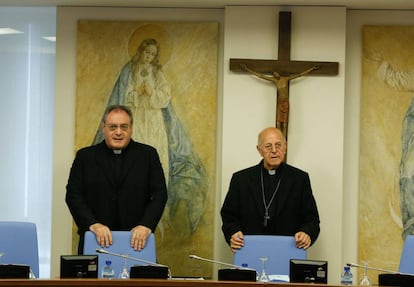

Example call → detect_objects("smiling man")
220 127 320 252
66 105 167 254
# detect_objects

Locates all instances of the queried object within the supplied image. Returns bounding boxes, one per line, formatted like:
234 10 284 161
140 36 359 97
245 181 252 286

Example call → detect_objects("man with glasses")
220 127 320 252
66 105 167 254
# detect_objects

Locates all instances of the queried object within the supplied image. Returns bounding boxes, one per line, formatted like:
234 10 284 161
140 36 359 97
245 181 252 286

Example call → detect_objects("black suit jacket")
220 161 320 245
66 140 168 237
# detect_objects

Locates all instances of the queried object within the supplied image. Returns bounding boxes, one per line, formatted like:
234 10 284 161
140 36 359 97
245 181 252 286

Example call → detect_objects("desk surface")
0 278 351 287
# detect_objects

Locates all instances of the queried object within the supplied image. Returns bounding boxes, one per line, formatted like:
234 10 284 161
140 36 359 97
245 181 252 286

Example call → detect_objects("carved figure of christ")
230 11 339 141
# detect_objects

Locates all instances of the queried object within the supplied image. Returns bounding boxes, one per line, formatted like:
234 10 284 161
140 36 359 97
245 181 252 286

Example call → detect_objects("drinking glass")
119 254 130 279
258 257 270 282
359 261 372 285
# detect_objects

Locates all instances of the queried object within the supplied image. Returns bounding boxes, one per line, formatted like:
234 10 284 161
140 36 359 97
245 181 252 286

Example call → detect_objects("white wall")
53 5 348 282
53 4 414 283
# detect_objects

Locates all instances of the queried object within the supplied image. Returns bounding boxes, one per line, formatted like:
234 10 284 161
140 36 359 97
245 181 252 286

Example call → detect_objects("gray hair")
101 105 133 124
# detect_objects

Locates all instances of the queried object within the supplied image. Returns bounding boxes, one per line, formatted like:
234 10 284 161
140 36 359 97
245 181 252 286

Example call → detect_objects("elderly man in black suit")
66 104 167 254
221 127 320 252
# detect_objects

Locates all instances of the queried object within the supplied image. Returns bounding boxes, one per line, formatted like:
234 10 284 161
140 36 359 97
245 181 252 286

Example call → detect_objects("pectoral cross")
230 11 339 144
264 211 270 228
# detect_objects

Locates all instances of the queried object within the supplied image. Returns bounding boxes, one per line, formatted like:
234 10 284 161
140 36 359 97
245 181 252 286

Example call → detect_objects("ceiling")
1 0 414 10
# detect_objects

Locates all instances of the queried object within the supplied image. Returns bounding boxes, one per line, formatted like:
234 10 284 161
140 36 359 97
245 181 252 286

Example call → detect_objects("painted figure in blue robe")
368 50 414 239
93 38 208 234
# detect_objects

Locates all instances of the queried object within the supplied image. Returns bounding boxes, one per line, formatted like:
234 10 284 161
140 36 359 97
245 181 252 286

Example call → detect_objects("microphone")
96 249 167 267
188 254 255 270
346 262 408 275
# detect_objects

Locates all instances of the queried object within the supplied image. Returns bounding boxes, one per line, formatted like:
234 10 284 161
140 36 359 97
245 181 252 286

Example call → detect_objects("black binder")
378 273 414 287
0 264 30 279
218 268 256 281
130 265 169 279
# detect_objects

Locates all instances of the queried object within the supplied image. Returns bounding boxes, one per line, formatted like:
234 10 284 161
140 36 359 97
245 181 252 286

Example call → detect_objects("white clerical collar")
268 169 276 175
113 149 122 154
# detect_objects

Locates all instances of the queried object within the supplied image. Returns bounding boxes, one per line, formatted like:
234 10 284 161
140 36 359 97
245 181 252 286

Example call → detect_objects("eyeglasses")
261 142 284 152
105 123 130 132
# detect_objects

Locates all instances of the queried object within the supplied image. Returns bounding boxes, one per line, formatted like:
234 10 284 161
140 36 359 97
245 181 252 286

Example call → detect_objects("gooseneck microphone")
96 249 167 267
346 262 409 275
189 254 255 271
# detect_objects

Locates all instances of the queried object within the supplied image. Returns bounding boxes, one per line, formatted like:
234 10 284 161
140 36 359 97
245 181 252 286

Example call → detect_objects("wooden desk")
0 278 347 287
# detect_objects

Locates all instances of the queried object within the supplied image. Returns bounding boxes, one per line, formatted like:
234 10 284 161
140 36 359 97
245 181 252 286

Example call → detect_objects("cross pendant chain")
260 169 282 228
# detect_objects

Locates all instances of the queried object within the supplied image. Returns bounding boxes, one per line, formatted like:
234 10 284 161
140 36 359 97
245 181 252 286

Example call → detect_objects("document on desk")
171 277 205 280
269 274 289 282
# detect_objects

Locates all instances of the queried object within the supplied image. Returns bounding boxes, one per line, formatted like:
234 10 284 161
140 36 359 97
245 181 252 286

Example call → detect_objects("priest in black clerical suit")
220 127 320 252
66 105 167 254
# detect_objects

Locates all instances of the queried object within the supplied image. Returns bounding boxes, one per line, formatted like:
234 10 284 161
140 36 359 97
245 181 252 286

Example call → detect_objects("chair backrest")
399 235 414 274
0 221 39 278
83 231 157 278
233 235 306 276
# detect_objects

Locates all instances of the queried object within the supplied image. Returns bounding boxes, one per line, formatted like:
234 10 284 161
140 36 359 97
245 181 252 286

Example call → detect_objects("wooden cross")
230 11 339 141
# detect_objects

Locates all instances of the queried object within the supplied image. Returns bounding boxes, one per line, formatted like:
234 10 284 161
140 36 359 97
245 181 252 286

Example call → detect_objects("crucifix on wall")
230 11 339 141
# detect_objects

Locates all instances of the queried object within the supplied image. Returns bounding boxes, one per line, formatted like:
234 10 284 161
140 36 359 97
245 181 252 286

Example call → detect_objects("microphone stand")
96 249 166 267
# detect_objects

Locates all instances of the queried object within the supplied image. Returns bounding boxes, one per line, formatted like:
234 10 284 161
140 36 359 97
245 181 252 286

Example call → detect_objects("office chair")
0 221 39 278
83 231 157 278
233 235 306 276
399 235 414 274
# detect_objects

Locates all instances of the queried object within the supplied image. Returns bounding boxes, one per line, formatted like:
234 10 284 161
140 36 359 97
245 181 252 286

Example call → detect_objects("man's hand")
89 223 112 248
230 231 244 253
131 225 152 251
295 231 311 249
